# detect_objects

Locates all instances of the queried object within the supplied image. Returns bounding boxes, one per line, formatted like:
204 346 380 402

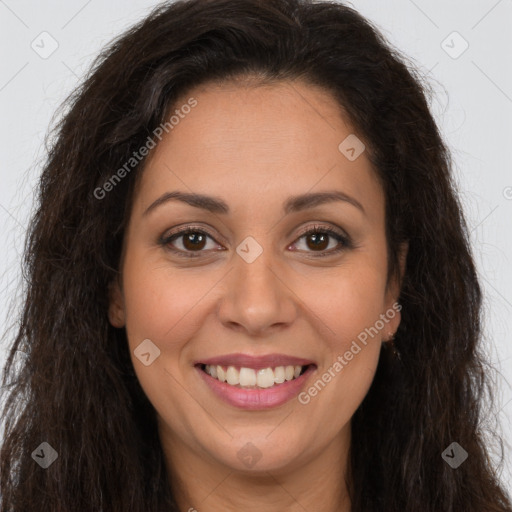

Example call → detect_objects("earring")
387 332 401 360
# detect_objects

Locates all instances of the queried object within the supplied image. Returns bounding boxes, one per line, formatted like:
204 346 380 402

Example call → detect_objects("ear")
396 241 408 291
383 241 408 339
108 278 126 328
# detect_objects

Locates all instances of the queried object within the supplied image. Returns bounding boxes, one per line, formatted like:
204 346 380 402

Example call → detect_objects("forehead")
133 79 383 218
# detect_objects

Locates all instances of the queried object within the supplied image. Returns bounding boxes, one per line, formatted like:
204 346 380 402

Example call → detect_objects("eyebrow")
142 190 365 216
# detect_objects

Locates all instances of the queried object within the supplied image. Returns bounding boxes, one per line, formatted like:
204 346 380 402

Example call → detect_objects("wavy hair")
1 0 511 510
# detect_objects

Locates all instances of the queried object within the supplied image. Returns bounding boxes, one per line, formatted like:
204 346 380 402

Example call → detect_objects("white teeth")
239 367 257 386
226 366 239 385
204 364 307 388
274 366 285 384
256 368 275 388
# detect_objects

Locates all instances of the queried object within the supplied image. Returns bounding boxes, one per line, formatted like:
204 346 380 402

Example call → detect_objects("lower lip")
196 365 316 410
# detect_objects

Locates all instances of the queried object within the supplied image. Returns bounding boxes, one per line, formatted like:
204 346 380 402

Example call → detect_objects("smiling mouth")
198 363 312 389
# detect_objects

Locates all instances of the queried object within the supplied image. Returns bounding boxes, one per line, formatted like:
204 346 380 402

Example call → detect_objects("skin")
109 78 406 512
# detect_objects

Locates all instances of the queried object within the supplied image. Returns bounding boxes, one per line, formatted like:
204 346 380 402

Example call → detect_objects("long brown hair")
1 0 511 510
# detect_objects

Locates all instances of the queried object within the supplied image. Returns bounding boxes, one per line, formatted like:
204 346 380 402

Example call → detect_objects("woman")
1 0 510 510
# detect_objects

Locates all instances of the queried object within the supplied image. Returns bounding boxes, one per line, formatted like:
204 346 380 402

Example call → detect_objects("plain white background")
1 0 511 495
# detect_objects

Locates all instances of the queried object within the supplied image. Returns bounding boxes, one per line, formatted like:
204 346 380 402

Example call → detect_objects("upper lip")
196 353 316 370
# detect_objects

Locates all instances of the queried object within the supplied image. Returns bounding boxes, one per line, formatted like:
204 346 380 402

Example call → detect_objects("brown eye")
161 224 351 259
162 228 220 257
291 226 350 256
304 232 330 251
181 232 207 251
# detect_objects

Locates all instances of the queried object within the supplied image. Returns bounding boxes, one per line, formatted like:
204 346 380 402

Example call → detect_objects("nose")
216 242 298 337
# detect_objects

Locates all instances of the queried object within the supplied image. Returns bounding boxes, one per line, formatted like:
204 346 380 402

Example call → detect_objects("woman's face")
109 79 403 475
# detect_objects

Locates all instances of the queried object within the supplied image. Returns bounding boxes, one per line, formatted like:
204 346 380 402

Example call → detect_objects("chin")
205 431 306 474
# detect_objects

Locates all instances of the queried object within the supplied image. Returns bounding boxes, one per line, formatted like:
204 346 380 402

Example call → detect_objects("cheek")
122 244 389 362
120 255 209 422
121 255 212 349
294 266 386 433
292 255 387 413
297 260 388 345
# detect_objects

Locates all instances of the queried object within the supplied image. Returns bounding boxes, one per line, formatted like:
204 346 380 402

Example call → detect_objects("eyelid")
160 224 223 244
160 222 352 257
294 222 349 240
290 224 352 257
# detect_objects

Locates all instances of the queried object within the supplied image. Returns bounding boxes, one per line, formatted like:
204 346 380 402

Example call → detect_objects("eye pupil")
306 233 329 251
183 232 206 251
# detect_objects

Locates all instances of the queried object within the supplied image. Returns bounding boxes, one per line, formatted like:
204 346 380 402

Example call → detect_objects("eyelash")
160 224 352 259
